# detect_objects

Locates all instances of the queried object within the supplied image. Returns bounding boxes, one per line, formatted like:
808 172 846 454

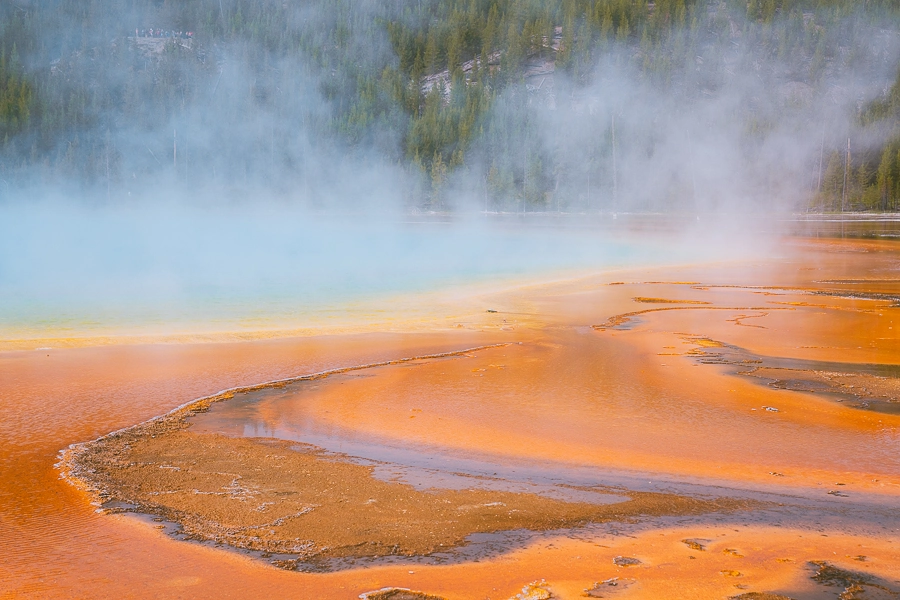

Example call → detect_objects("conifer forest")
2 0 900 212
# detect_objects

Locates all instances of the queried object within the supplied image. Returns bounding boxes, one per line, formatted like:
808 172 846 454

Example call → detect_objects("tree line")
1 0 900 211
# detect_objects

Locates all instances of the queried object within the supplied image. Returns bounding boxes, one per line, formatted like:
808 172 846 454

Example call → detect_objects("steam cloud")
1 1 897 339
1 1 897 211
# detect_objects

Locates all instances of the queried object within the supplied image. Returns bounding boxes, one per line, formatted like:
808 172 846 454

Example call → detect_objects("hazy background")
1 0 899 339
2 0 900 212
2 205 762 341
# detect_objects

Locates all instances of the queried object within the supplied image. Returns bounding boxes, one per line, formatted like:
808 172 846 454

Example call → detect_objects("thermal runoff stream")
2 217 900 600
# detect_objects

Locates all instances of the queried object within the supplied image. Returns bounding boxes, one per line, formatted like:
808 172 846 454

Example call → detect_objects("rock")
681 538 708 551
359 588 446 600
613 556 642 567
510 580 552 600
584 577 636 597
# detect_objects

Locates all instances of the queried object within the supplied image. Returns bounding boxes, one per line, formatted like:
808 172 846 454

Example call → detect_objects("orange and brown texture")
3 235 900 599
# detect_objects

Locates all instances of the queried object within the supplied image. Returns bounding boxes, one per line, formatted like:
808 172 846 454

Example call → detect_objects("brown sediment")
584 577 636 597
769 301 832 308
811 290 900 305
592 306 791 330
808 561 900 597
816 279 900 284
360 589 446 600
65 399 750 567
56 343 512 499
632 297 711 304
749 368 900 404
682 538 709 551
682 336 900 413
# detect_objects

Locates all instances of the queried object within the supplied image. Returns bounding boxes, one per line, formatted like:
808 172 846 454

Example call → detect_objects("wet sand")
3 235 900 598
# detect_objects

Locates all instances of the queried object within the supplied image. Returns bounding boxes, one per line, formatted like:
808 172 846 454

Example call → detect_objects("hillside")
2 0 900 212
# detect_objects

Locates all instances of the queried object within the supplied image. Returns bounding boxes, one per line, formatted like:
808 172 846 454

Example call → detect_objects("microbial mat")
3 223 900 599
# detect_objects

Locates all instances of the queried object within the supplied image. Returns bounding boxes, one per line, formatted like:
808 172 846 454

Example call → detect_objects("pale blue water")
0 205 703 340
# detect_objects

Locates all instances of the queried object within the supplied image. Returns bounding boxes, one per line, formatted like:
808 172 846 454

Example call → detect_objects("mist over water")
3 1 899 340
2 204 739 340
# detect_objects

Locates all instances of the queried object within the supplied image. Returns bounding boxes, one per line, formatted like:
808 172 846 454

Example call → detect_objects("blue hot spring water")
0 206 688 341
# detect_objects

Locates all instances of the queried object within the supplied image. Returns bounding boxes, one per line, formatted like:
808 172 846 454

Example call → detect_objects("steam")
449 16 900 214
1 203 730 340
2 2 898 211
1 2 898 339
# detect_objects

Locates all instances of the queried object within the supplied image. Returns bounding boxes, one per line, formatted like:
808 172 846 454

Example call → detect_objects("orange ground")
2 236 899 599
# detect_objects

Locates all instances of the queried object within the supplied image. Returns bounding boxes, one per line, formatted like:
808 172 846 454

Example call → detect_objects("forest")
2 0 900 212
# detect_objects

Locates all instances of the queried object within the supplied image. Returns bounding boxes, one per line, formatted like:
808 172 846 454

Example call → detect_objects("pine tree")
822 151 843 211
876 145 894 211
